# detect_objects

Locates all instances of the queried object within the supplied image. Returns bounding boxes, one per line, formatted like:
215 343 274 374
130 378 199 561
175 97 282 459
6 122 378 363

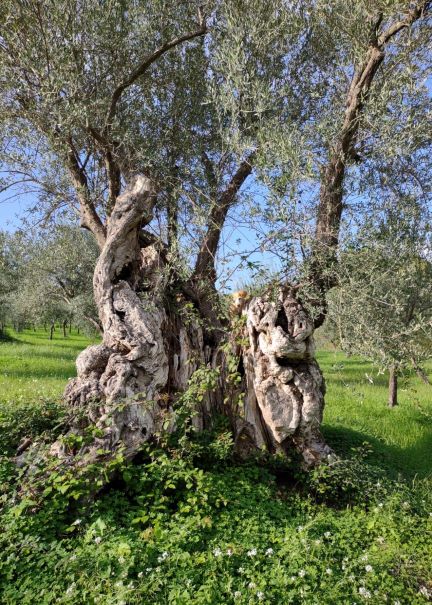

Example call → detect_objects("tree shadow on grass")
322 424 432 480
0 330 19 343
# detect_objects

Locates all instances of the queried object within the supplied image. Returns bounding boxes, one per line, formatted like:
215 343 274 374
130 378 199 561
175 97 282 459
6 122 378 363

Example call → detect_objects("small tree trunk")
388 366 398 408
63 320 68 338
50 322 55 341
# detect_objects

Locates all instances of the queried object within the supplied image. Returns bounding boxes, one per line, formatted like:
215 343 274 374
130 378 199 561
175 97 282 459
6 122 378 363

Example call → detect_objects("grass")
0 327 99 404
318 350 432 479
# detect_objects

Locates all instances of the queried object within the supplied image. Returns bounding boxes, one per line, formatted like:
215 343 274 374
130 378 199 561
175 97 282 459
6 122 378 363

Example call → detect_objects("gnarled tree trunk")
56 180 332 468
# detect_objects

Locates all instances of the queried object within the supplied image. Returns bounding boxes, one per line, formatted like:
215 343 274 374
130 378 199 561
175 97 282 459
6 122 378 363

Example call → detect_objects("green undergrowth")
1 440 432 605
0 330 431 604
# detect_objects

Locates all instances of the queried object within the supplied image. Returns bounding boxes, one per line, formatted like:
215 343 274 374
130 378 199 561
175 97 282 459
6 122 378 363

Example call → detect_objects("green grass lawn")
0 327 99 404
318 350 432 479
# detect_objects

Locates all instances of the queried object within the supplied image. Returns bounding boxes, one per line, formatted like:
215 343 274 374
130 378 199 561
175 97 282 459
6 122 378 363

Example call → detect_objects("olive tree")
0 0 430 471
327 199 432 407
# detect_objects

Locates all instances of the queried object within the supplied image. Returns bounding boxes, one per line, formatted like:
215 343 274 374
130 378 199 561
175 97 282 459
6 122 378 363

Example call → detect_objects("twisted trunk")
49 178 332 472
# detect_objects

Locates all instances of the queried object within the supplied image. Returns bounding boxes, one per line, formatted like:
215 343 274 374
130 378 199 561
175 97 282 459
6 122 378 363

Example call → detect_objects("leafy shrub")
0 399 66 455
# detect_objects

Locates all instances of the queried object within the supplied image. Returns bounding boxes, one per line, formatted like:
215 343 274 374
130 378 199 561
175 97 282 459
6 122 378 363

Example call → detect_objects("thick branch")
105 16 207 129
194 153 255 283
88 126 121 214
311 1 430 297
65 139 107 249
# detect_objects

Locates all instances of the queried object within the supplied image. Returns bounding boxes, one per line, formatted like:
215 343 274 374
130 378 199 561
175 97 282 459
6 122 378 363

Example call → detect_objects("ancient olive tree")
0 0 430 469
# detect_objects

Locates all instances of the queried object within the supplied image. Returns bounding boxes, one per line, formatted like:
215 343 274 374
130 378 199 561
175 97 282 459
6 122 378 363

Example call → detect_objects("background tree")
0 0 430 471
0 227 99 335
326 198 432 407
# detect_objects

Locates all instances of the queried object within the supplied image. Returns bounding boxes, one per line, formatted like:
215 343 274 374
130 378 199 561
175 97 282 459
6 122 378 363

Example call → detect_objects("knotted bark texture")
59 176 174 460
242 290 333 466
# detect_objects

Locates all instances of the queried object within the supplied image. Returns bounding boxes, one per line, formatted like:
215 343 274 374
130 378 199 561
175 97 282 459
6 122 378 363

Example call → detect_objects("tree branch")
104 12 207 129
65 138 107 249
88 126 121 214
310 0 431 306
193 152 255 283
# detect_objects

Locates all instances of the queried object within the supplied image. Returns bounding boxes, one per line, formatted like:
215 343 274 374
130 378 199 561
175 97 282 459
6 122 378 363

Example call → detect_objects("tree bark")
241 288 333 465
58 224 332 468
388 366 398 408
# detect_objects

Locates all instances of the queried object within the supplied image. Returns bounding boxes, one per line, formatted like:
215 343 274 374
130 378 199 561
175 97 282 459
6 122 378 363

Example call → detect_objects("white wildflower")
146 567 152 572
361 554 368 561
326 568 332 575
297 525 304 532
419 586 431 597
377 536 385 544
71 519 82 526
248 582 256 589
213 547 222 557
349 575 355 582
314 540 321 546
298 569 306 578
358 587 371 599
115 581 123 588
247 548 257 557
402 501 410 508
234 591 241 599
257 591 264 600
118 556 125 564
69 554 77 561
66 583 75 595
94 536 102 544
290 576 296 582
265 547 274 556
365 565 373 573
138 571 144 578
226 548 233 556
324 531 331 538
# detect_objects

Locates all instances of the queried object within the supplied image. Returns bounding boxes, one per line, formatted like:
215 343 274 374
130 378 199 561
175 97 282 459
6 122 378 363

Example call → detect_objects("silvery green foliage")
0 227 99 331
0 0 430 284
326 197 432 372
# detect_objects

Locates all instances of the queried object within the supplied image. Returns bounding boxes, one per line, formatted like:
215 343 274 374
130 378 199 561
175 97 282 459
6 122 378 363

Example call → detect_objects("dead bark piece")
243 290 333 466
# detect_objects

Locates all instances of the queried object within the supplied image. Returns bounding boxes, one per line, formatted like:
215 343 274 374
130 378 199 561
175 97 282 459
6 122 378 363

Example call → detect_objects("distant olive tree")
0 227 99 335
327 199 432 407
